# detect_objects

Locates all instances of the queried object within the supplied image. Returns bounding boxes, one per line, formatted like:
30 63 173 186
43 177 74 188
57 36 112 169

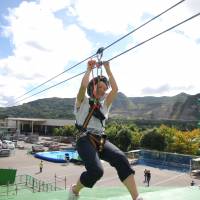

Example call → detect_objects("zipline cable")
15 53 97 100
103 0 185 51
15 0 185 100
14 12 200 105
107 12 200 62
14 71 86 105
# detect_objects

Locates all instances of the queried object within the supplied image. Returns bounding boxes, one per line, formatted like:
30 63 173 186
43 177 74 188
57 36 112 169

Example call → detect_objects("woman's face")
93 81 108 98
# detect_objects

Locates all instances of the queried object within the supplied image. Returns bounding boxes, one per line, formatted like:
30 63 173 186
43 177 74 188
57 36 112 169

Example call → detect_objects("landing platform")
1 186 199 200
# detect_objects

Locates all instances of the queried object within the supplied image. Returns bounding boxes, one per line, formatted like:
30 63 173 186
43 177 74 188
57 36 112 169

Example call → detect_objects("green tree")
158 125 176 152
63 125 76 137
130 131 143 150
106 125 118 146
116 128 132 152
170 130 187 154
53 127 64 142
141 129 166 151
53 128 59 137
171 129 200 155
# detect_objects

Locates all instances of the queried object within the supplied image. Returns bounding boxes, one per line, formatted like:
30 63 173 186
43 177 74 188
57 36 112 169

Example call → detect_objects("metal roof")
7 117 46 122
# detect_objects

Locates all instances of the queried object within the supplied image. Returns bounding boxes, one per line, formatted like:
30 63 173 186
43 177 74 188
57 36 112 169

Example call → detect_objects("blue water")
34 150 79 163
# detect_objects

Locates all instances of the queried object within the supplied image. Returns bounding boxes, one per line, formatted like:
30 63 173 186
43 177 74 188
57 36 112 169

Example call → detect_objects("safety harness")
75 48 107 152
76 98 106 152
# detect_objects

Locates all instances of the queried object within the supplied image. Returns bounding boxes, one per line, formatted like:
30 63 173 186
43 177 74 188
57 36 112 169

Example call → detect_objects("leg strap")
88 134 106 152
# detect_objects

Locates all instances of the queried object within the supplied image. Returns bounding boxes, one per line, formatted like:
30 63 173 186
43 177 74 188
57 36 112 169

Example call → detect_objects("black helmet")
87 75 109 97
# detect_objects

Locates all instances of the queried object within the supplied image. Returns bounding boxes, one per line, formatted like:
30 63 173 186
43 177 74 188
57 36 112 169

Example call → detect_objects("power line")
14 12 200 105
15 0 185 100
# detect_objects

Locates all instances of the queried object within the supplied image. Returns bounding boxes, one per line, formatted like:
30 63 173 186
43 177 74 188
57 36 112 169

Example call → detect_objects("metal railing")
0 174 65 198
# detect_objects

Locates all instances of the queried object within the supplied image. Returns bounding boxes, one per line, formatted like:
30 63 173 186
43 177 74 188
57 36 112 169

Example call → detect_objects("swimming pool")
34 150 79 163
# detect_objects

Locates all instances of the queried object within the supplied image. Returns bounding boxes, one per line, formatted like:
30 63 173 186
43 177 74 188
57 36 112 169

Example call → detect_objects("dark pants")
147 177 150 187
76 135 135 188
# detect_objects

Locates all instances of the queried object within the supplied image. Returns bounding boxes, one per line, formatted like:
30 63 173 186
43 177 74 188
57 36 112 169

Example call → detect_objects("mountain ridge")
0 92 200 120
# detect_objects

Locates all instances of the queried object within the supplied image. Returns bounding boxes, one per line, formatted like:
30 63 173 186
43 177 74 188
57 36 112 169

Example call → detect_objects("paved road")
1 140 200 189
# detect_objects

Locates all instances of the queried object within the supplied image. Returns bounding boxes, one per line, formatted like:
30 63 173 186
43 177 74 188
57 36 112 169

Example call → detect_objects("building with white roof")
0 117 75 136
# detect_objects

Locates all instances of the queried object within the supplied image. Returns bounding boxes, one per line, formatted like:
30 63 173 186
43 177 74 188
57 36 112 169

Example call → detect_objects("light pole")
198 98 200 128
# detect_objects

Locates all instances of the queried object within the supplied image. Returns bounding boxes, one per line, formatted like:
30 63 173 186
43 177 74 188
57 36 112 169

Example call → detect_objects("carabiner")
96 47 104 62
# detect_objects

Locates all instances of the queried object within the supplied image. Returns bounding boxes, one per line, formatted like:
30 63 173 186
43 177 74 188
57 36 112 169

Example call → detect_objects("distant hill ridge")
0 92 200 120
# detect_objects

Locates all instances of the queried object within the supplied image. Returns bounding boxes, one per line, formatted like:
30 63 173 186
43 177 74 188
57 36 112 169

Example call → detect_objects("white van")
2 140 15 150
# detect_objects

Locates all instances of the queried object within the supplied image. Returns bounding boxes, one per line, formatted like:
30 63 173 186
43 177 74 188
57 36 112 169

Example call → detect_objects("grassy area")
1 186 200 200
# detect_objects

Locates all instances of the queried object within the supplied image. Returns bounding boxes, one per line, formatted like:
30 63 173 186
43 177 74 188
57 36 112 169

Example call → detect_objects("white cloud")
73 0 143 34
0 0 93 106
72 0 197 34
186 0 200 14
92 0 200 97
39 0 71 12
111 27 200 97
0 0 200 107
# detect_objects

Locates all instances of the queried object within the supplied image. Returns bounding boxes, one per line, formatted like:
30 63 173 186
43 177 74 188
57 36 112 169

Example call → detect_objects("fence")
0 174 65 198
139 149 193 172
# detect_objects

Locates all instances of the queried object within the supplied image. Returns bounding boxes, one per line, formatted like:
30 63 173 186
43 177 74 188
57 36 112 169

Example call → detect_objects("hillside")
111 92 200 120
0 92 200 120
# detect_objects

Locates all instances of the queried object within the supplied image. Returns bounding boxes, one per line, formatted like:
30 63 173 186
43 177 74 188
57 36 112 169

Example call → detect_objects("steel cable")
14 12 200 105
15 0 185 101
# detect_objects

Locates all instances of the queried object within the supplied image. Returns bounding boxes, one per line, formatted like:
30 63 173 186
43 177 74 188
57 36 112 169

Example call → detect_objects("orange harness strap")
88 134 106 152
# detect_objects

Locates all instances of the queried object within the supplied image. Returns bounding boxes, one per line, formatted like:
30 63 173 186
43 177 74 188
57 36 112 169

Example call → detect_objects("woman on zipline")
68 59 143 200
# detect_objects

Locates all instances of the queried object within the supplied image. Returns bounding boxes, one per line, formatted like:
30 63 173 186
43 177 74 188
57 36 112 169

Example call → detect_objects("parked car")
16 144 25 150
43 141 52 147
2 140 15 150
32 145 45 153
48 143 60 151
0 149 11 157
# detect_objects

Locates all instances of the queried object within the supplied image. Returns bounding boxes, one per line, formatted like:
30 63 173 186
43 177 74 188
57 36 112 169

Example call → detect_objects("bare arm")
103 61 118 108
76 60 96 108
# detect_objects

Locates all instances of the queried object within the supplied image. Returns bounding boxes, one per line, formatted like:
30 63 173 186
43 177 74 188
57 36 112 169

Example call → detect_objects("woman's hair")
87 75 110 97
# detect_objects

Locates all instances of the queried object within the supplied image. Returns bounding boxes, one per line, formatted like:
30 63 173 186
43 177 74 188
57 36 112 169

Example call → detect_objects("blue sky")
0 0 200 107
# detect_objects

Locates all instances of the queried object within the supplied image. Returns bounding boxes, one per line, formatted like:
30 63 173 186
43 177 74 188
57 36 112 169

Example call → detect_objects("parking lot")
0 139 200 190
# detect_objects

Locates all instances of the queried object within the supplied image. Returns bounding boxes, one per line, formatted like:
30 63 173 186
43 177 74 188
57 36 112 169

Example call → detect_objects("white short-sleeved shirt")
74 96 110 134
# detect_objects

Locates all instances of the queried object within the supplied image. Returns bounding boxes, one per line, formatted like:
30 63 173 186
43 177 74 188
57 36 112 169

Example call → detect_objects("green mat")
0 169 17 185
1 186 199 200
